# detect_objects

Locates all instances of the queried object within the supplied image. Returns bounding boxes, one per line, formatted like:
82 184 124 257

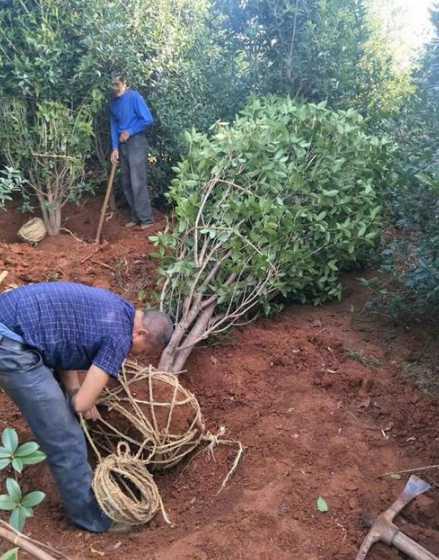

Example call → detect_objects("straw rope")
81 420 170 527
90 362 204 470
82 362 244 526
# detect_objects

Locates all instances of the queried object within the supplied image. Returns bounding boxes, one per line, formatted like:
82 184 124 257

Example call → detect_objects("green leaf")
317 496 329 513
22 491 45 509
21 506 33 519
6 479 22 502
358 223 367 237
10 507 26 532
21 451 46 466
0 495 17 511
0 458 11 470
0 447 12 459
16 442 39 457
1 429 18 454
0 548 19 560
11 458 23 473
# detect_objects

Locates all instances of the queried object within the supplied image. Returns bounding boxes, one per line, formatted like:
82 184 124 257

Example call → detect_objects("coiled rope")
81 422 171 527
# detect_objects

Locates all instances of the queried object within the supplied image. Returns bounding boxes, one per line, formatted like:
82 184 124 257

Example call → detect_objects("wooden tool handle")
0 525 60 560
95 162 117 244
393 531 439 560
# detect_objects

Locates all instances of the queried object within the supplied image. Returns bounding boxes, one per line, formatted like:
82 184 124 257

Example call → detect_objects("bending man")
0 282 173 532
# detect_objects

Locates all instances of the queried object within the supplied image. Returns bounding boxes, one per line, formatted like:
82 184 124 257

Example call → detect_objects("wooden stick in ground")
0 525 60 560
95 162 117 244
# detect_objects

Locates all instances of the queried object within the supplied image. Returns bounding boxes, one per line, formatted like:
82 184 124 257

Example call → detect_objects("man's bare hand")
111 149 119 164
119 131 130 143
84 406 101 422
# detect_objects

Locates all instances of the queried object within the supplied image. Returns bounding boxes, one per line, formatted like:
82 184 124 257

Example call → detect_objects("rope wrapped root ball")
18 218 47 244
92 362 205 470
91 442 170 526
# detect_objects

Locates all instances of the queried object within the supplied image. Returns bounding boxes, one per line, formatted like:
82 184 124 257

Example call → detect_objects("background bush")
365 4 439 319
0 0 408 214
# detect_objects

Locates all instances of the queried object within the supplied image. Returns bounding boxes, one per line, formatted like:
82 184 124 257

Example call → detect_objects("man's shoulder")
129 89 147 102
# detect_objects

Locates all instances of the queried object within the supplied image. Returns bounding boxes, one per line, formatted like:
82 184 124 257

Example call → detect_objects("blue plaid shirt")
0 282 135 378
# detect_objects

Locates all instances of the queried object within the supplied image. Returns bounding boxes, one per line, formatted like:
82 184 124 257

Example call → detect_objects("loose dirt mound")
0 199 162 308
1 200 439 560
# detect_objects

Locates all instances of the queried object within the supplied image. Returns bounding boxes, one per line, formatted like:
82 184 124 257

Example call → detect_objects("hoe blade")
402 476 432 502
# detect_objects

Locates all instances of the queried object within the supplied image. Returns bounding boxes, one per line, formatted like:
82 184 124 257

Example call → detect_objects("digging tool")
95 162 117 244
356 475 439 560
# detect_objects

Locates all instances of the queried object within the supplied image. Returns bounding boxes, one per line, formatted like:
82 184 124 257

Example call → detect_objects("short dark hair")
142 309 174 347
111 71 127 84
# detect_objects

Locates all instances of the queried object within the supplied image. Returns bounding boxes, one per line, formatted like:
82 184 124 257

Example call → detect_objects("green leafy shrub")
156 96 391 371
1 0 402 202
0 429 46 532
0 0 248 198
0 168 25 211
365 4 439 319
364 174 439 319
0 99 94 235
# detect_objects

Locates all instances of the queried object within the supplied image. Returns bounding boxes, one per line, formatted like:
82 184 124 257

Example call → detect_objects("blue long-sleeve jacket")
110 89 154 150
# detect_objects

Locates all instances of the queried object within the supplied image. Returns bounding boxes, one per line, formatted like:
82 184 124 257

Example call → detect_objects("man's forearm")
72 365 110 414
59 370 81 396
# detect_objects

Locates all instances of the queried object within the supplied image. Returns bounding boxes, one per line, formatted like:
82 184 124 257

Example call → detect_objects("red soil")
1 200 439 560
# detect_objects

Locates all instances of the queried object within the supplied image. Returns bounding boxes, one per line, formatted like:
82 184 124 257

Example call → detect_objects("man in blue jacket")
110 73 154 229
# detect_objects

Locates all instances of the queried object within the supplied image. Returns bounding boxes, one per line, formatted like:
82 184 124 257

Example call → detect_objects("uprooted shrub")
0 99 94 235
154 97 392 372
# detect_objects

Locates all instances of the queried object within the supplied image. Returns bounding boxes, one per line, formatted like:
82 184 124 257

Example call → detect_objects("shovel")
95 162 117 244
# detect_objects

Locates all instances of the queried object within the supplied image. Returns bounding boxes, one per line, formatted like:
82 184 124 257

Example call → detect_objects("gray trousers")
120 133 153 224
0 336 111 532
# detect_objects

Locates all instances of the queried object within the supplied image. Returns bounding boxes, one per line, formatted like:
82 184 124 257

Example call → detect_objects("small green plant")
0 479 45 532
0 429 46 474
0 429 46 532
316 496 329 513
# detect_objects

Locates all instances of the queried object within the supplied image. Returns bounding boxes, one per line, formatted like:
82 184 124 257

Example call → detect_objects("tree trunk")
172 302 216 373
159 302 216 373
45 205 62 236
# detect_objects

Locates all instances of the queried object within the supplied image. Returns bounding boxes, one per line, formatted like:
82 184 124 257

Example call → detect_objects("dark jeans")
120 133 153 224
0 337 111 533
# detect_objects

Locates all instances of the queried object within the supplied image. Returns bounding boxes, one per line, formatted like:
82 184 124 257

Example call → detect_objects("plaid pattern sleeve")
93 335 132 378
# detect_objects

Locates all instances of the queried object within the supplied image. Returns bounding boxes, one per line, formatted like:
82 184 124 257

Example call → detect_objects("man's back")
0 282 134 376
